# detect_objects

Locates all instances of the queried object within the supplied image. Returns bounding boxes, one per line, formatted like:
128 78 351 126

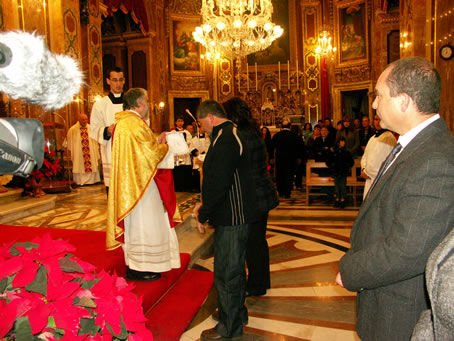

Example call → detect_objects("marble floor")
4 184 361 341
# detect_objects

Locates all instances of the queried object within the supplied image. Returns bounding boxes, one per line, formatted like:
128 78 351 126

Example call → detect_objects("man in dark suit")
270 120 303 198
336 57 454 341
358 116 375 156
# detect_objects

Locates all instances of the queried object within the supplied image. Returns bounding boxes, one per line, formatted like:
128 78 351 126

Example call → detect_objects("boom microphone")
0 31 83 110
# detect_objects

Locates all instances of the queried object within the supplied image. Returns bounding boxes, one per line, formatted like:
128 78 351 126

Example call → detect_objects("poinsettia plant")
0 235 153 340
30 147 62 183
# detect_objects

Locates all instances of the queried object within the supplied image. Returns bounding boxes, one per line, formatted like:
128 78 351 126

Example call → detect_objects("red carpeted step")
145 268 214 341
128 253 190 312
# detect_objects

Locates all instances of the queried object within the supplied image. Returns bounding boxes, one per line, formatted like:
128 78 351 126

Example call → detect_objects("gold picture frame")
335 0 369 67
169 14 203 75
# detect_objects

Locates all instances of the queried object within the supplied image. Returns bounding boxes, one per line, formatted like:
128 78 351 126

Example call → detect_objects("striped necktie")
368 143 402 195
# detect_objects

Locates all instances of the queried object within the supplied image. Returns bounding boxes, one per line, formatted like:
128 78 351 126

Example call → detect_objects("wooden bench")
305 158 364 206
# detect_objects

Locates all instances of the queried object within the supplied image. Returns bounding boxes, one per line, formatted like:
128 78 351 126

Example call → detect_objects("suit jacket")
411 228 454 341
339 118 454 341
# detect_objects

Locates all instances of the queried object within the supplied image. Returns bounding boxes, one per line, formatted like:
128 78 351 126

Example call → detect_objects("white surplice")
89 95 123 186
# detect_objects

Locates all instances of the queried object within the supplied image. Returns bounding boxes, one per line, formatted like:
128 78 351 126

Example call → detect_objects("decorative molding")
170 76 207 90
377 12 400 25
167 0 201 15
334 64 371 83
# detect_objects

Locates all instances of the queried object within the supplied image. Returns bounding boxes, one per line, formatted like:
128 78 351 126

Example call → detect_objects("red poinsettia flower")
0 236 153 340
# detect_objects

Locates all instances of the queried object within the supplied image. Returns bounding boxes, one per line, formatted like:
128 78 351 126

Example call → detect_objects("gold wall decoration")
333 64 371 83
219 58 233 99
301 2 321 97
304 51 319 92
167 0 201 15
63 8 79 59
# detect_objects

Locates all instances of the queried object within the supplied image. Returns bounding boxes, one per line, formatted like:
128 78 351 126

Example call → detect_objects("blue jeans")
214 224 249 338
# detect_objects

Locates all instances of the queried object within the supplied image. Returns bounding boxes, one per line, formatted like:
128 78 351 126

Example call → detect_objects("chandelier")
193 0 284 60
315 30 335 55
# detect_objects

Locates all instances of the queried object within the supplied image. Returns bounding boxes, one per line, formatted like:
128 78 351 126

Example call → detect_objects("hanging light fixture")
315 30 335 55
193 0 284 60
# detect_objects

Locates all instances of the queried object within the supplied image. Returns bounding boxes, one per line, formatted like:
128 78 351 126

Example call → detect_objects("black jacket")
326 146 354 177
199 121 256 226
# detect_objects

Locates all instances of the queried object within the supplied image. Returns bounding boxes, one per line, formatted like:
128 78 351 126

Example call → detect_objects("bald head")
79 114 88 127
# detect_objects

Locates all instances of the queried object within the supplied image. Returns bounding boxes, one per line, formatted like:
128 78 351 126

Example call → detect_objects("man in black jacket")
194 100 256 341
270 120 302 198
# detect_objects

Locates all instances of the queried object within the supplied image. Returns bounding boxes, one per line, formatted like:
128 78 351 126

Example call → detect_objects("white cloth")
361 131 397 198
65 122 101 185
170 129 192 166
189 134 210 170
89 95 123 186
73 172 100 186
123 179 181 272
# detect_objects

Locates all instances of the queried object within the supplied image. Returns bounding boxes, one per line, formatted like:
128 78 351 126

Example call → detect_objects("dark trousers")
173 165 192 192
246 211 270 294
214 224 249 338
334 175 347 199
275 161 295 197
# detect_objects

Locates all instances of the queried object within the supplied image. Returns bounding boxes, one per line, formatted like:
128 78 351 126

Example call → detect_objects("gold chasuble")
107 111 169 250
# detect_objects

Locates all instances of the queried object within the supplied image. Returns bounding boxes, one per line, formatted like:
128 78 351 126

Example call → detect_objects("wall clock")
440 44 454 60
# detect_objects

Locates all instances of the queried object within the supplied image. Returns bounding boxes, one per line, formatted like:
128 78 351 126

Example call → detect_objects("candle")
287 60 290 89
255 62 258 91
296 59 299 89
278 61 281 90
246 63 249 91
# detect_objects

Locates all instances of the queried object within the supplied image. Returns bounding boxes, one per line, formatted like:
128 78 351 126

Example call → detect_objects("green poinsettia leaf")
10 242 40 255
59 257 84 273
73 296 96 308
0 277 7 293
78 318 100 336
106 317 128 340
25 265 47 296
47 316 65 336
15 316 33 341
80 280 95 290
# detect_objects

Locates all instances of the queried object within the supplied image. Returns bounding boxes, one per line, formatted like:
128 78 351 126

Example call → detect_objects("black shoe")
334 200 340 208
126 268 161 281
339 200 346 209
211 309 248 325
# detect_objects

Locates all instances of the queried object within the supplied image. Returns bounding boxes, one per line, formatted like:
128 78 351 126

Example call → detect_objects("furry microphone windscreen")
0 31 83 110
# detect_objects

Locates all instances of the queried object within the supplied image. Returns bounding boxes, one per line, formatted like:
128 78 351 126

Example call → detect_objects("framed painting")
335 0 369 66
169 15 202 74
247 0 296 68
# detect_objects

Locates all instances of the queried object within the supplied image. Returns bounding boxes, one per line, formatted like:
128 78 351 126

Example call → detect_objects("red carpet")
146 269 214 340
0 224 213 340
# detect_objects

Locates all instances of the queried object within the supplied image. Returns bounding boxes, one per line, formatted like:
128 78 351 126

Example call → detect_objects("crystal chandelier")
315 30 335 55
193 0 284 60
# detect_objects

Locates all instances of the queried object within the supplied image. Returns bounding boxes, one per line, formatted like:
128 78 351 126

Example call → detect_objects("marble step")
175 215 213 268
0 195 56 224
0 188 23 205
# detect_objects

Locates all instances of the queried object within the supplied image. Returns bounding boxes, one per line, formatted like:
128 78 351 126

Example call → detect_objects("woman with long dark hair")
223 97 279 297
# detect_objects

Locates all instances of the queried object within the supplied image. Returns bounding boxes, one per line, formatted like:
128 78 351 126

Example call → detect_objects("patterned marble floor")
5 184 361 340
182 189 361 341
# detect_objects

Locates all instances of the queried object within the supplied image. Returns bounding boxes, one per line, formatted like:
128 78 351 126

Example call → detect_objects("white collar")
398 114 440 149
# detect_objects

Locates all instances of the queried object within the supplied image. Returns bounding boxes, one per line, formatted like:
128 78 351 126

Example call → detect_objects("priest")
106 88 181 281
89 66 124 194
65 114 101 186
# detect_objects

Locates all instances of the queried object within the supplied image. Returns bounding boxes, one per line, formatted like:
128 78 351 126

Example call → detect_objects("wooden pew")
305 158 364 206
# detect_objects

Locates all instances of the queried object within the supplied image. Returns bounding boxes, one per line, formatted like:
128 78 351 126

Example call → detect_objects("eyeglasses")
109 78 125 82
